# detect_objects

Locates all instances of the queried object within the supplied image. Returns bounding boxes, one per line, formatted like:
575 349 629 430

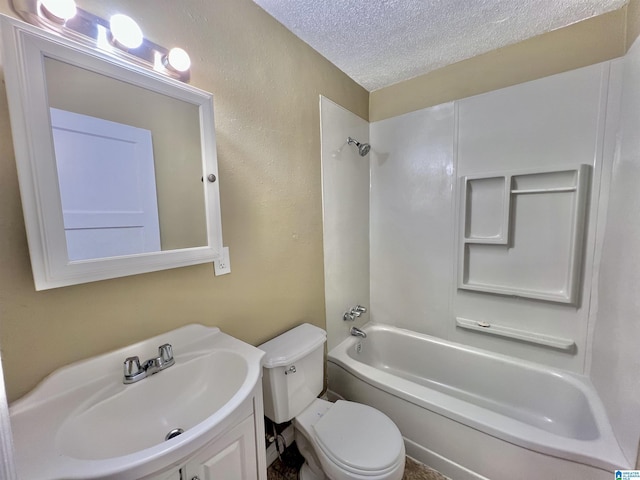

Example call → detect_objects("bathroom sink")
57 350 248 459
9 325 265 479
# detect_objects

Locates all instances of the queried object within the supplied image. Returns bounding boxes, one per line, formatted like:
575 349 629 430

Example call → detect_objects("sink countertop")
9 324 265 480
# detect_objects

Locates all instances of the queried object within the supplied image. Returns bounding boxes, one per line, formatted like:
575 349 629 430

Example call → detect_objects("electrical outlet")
214 246 231 276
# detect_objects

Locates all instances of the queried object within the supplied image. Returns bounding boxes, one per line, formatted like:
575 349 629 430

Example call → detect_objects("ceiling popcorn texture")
252 0 627 91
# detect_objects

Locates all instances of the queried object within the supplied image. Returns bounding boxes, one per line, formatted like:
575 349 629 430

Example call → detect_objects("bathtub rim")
327 322 630 472
328 362 613 480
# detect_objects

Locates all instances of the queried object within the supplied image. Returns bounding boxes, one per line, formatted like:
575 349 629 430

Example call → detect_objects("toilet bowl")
259 323 405 480
295 398 405 480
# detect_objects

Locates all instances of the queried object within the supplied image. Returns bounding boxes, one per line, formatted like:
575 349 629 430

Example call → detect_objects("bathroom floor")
266 443 450 480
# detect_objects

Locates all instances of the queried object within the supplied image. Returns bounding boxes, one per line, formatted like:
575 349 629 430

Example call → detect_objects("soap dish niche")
458 165 590 305
463 175 510 244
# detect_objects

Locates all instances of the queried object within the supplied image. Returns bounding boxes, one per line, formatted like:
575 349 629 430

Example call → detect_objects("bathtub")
327 323 630 480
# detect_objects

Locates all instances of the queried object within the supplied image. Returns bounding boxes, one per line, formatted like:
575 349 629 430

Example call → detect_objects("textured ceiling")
252 0 627 91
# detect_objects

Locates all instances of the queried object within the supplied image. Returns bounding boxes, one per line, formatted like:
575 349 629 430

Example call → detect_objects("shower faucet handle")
343 311 356 321
343 304 368 321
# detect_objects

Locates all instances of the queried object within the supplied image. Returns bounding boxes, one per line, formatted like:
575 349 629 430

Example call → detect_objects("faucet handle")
158 344 174 363
344 304 367 321
343 311 356 321
123 356 142 377
353 305 367 314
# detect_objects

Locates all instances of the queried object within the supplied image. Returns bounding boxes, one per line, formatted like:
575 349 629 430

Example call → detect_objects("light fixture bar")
10 0 191 82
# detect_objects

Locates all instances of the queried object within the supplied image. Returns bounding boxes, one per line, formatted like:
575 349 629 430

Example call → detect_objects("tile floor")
266 443 449 480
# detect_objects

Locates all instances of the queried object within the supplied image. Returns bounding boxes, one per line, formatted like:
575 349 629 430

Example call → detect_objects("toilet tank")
258 323 326 424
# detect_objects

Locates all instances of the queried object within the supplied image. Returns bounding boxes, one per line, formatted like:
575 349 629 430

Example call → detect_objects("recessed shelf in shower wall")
458 165 590 305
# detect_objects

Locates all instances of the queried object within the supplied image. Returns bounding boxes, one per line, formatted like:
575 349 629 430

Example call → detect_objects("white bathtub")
327 323 630 480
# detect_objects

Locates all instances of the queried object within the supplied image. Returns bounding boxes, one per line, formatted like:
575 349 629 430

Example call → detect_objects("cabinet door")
187 416 258 480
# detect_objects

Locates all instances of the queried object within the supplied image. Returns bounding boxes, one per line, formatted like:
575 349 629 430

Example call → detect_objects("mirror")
45 58 207 259
1 15 223 289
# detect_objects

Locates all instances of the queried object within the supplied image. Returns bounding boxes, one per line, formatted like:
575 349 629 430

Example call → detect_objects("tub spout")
350 327 367 338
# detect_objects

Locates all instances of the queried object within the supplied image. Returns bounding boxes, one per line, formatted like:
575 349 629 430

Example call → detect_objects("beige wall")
628 0 640 49
370 6 631 121
0 0 368 402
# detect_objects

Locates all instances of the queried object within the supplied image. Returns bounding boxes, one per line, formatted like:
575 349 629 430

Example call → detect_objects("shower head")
347 137 371 157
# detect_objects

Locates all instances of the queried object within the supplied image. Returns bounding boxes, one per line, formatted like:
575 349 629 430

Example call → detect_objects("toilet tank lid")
259 323 326 368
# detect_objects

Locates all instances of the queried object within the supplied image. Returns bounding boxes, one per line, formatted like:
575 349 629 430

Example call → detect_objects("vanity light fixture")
164 47 191 73
109 13 143 50
40 0 77 23
11 0 192 82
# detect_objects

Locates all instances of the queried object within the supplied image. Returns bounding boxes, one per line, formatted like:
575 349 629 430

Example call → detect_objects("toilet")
259 323 405 480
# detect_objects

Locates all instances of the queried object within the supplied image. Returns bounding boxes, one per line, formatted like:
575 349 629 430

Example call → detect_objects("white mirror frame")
1 15 223 290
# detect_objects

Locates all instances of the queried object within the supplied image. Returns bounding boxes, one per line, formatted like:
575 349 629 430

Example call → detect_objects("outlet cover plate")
214 247 231 276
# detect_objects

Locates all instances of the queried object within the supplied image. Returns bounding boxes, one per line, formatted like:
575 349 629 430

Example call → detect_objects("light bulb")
110 14 143 50
165 47 191 73
40 0 77 22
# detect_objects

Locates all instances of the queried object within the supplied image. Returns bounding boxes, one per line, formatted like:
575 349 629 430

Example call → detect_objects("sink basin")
9 325 265 479
57 350 248 460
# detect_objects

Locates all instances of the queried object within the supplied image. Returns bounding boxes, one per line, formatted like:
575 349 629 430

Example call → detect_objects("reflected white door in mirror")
51 108 161 261
1 15 228 290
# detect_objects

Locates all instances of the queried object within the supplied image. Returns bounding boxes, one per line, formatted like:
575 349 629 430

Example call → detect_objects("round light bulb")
110 14 143 50
166 47 191 73
40 0 77 22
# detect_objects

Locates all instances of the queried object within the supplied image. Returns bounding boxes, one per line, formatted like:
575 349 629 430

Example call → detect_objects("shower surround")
321 40 640 477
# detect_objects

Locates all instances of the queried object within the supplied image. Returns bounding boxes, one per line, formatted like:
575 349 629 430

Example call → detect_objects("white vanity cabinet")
146 415 261 480
144 394 266 480
184 415 259 479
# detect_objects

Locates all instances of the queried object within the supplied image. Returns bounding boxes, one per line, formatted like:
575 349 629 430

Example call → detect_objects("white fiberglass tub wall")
320 96 370 350
328 324 628 480
589 34 640 466
369 61 619 373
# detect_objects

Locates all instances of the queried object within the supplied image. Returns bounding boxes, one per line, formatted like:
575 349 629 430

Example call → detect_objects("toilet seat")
296 399 405 478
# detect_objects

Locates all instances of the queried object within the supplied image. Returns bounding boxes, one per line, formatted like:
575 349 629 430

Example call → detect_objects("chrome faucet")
123 343 175 384
350 327 367 338
343 304 367 321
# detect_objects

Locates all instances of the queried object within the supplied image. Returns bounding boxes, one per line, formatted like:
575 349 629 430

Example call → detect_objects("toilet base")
300 462 327 480
296 433 329 480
